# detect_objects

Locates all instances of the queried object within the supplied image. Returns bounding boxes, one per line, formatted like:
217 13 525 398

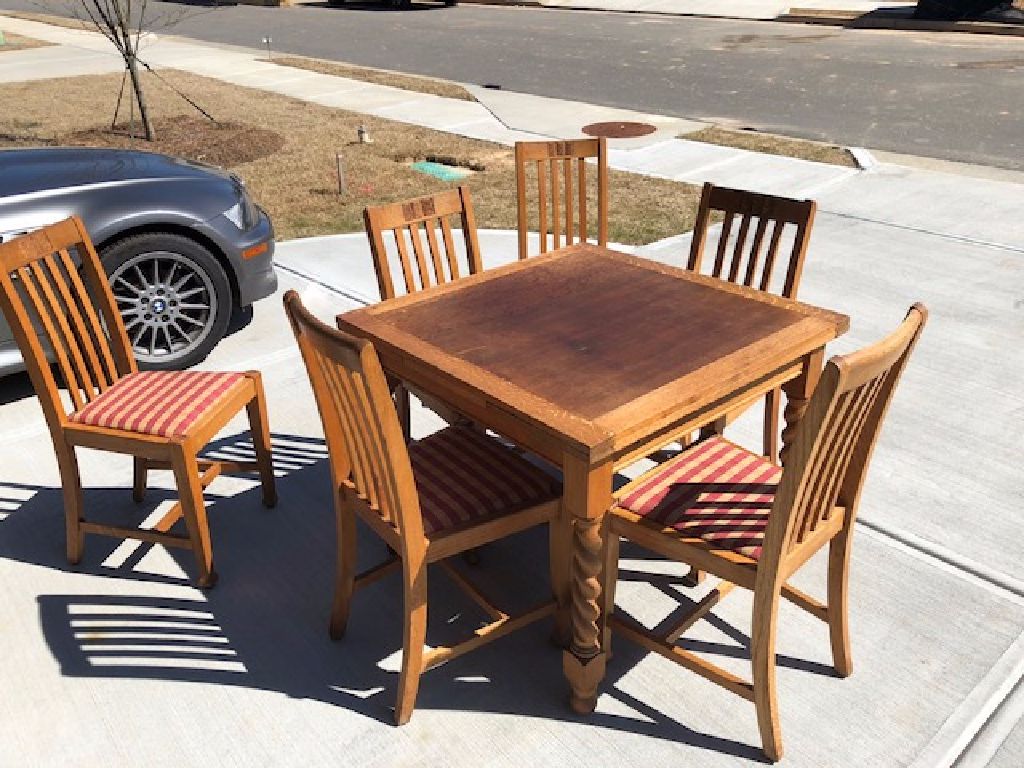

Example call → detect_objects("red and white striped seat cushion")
69 371 248 439
615 437 781 559
409 426 560 537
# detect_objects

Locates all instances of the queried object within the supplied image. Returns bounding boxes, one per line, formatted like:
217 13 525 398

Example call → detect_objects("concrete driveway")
1 229 1022 766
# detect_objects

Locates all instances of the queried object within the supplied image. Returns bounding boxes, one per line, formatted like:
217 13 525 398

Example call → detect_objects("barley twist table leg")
564 515 607 713
780 347 825 467
561 455 612 715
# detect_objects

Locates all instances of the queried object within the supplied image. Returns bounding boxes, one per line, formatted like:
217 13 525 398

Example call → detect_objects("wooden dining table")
337 243 849 713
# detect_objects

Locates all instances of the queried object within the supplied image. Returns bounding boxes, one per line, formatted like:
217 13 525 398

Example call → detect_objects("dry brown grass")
684 126 858 168
0 69 699 244
269 56 475 102
0 31 53 52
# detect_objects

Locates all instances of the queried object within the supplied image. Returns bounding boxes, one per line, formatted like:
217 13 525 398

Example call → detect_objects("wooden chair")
688 182 818 465
364 186 483 435
364 185 483 301
284 290 566 724
0 217 276 587
515 138 608 261
602 304 927 761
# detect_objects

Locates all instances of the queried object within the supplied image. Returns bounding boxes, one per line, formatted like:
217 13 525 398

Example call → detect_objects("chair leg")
246 374 277 508
132 457 147 503
764 388 782 465
56 444 84 565
600 528 620 657
548 504 572 648
752 587 784 762
171 448 217 589
394 381 411 442
329 501 358 641
682 567 705 588
395 555 428 726
827 527 854 677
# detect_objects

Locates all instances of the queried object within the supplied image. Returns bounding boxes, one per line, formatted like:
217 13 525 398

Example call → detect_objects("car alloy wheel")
110 250 219 366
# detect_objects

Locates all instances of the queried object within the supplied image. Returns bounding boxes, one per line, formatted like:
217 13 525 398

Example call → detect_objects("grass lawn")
0 31 52 52
683 126 858 168
0 69 700 244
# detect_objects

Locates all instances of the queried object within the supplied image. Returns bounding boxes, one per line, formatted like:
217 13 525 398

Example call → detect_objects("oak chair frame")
688 182 818 465
604 304 927 761
0 217 276 587
363 186 483 435
364 185 483 302
515 138 608 261
284 290 564 724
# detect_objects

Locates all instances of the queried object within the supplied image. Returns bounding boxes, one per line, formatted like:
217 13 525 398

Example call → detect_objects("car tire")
101 232 233 371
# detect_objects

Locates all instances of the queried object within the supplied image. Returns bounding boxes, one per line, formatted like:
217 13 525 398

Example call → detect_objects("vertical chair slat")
460 188 484 276
564 157 573 246
43 253 110 393
790 392 856 547
31 259 95 402
57 248 120 386
408 223 432 291
393 229 417 295
578 158 588 243
17 265 86 411
423 219 446 284
320 354 373 511
341 368 383 512
550 158 561 251
729 210 753 283
515 143 529 261
806 376 886 538
597 139 609 246
759 221 786 293
743 217 771 288
537 160 548 253
712 212 735 278
440 217 459 281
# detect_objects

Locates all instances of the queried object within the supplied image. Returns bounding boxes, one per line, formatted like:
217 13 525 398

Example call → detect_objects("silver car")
0 147 277 374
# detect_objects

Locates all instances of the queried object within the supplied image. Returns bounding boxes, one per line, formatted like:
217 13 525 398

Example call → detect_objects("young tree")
47 0 209 140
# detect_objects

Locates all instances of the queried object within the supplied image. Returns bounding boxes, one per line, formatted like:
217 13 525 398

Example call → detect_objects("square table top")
338 244 849 460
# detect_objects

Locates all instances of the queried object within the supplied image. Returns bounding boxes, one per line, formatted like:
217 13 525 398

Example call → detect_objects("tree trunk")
125 54 154 141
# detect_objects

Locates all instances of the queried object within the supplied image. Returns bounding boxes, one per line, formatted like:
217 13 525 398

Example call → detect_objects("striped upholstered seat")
615 437 781 559
69 371 248 439
409 425 560 537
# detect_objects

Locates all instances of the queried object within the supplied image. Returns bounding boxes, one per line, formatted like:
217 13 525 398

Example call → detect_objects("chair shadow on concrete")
16 431 773 761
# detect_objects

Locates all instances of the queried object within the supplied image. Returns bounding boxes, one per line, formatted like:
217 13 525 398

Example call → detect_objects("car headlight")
223 184 260 231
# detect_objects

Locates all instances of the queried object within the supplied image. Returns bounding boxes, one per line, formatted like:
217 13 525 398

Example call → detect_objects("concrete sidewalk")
1 12 1024 767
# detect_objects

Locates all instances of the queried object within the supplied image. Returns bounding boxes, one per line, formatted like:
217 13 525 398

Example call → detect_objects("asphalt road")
4 1 1023 169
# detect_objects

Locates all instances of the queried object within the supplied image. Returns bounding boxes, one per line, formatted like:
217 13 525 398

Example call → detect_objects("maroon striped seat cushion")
409 426 560 537
615 437 781 560
69 371 248 439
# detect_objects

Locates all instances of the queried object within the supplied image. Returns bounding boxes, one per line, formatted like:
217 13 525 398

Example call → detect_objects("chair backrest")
760 304 928 576
363 186 483 301
283 290 424 545
0 217 136 435
515 138 608 261
687 183 816 299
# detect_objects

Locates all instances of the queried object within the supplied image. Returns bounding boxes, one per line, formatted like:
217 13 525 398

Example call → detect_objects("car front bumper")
213 207 278 307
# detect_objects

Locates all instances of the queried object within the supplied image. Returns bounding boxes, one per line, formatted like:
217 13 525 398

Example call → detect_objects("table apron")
610 358 806 470
373 347 588 466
